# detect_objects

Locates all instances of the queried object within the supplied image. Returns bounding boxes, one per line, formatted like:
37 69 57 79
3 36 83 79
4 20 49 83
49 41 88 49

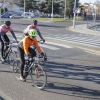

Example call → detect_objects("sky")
79 0 96 3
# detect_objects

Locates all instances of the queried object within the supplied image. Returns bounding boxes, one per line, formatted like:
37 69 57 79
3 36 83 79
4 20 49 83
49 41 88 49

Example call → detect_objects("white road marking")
84 50 100 55
45 37 100 48
39 44 59 50
47 29 59 31
46 41 73 48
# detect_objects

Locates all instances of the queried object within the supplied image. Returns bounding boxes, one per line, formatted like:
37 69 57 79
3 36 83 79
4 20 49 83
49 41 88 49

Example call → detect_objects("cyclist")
23 20 45 42
0 20 18 61
17 29 44 81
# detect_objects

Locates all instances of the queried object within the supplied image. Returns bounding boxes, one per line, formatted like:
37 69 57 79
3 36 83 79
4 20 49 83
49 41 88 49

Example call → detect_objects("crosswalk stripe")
43 34 100 47
39 44 59 50
46 41 73 48
45 37 100 47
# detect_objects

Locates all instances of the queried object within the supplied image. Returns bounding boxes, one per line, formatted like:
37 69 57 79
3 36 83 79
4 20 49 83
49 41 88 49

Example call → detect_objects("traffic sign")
73 8 77 13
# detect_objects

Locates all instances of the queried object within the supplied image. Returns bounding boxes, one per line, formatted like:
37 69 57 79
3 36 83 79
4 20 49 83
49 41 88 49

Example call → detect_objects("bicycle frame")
25 57 39 73
3 42 16 59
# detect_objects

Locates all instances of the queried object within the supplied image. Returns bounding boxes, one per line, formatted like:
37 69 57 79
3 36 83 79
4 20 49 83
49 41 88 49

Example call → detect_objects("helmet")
4 21 11 26
28 29 37 37
32 20 38 25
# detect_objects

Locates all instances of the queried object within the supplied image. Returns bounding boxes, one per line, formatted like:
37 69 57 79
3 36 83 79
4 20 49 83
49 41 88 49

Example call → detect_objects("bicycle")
0 41 17 67
13 56 47 90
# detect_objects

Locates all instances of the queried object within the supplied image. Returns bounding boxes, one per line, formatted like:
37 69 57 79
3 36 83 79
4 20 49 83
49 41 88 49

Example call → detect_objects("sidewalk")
68 24 100 54
69 24 100 36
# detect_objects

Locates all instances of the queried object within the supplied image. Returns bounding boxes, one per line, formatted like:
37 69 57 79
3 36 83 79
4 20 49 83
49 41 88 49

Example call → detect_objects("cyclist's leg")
17 46 25 80
0 36 4 59
23 47 36 78
4 35 10 50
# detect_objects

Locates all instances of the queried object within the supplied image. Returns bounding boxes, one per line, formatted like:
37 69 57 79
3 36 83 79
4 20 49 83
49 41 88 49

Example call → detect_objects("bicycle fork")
35 65 40 77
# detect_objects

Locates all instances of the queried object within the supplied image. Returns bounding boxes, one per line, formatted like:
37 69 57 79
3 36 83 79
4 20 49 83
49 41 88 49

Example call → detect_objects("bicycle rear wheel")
30 64 47 89
13 59 21 79
8 51 17 68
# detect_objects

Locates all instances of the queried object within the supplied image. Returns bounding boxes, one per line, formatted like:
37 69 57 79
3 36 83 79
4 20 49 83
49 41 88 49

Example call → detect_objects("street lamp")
94 5 98 23
73 0 76 29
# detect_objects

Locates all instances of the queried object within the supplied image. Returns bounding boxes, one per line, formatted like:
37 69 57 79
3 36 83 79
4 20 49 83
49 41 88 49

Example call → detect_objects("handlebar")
37 40 44 44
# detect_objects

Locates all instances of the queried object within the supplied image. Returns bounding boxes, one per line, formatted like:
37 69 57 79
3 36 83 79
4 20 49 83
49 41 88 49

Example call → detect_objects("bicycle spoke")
8 51 17 68
30 64 47 89
13 60 21 79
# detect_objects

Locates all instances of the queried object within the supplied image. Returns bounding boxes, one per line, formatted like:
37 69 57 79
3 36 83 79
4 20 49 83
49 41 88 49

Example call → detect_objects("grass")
23 17 83 22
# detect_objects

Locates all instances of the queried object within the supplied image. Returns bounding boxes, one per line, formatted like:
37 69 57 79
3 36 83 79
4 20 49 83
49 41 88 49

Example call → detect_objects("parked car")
21 12 35 18
1 13 12 18
10 14 22 19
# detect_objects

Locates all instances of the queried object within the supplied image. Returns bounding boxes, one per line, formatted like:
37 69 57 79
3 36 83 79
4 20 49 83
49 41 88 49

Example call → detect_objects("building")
0 0 23 13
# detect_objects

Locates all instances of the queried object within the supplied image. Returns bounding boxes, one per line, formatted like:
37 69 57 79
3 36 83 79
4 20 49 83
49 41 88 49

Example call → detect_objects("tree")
95 0 100 15
63 0 79 19
1 8 8 14
38 0 60 14
19 0 39 11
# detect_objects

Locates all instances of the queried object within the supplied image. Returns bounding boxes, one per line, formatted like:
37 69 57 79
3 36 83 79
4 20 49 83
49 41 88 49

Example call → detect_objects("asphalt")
39 20 100 54
68 24 100 54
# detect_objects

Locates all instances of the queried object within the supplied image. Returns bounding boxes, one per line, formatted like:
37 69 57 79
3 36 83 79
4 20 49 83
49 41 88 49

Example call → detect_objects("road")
6 18 100 48
0 19 100 100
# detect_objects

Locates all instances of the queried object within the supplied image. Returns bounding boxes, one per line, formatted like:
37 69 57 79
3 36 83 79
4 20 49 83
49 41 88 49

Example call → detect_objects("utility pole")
51 0 53 21
3 0 5 14
24 0 25 18
64 0 66 20
73 0 76 29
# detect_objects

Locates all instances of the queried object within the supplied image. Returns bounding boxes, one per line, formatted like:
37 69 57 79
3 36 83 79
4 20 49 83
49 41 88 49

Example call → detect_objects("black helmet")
32 20 38 25
4 21 11 26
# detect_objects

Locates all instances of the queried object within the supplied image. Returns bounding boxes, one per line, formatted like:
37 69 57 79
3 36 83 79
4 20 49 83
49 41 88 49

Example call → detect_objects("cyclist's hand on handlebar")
42 39 45 43
40 52 44 57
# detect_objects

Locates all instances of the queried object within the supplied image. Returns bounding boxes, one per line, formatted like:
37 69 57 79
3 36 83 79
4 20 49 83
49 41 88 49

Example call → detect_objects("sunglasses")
30 36 36 39
34 23 37 25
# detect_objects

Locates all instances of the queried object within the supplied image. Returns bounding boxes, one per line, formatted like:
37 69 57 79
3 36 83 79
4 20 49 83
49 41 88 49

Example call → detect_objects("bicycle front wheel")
8 51 17 68
30 64 47 89
13 59 21 79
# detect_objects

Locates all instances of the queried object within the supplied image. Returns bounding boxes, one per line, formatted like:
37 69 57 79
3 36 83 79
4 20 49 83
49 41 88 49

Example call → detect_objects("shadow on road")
43 61 100 100
0 96 5 100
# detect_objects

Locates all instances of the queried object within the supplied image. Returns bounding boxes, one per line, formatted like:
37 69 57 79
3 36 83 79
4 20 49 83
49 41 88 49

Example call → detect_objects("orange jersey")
19 36 42 54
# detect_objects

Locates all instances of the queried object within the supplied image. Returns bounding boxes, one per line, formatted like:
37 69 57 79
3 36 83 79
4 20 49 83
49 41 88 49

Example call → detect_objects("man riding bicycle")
17 29 44 81
23 20 45 42
0 20 18 62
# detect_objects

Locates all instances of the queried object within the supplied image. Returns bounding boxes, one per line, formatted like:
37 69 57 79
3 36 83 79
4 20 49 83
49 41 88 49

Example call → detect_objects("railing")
86 15 100 31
